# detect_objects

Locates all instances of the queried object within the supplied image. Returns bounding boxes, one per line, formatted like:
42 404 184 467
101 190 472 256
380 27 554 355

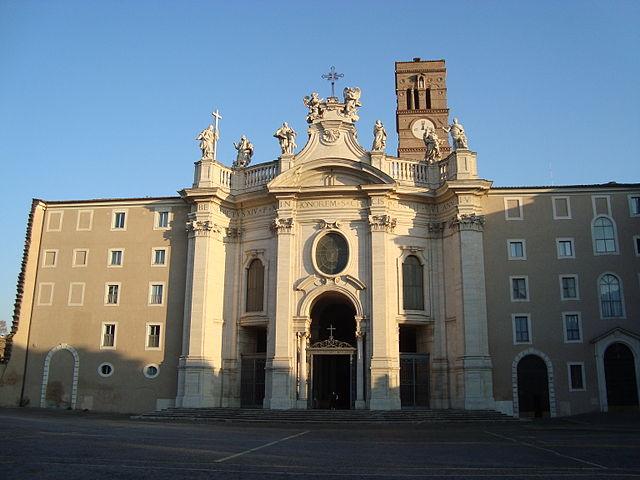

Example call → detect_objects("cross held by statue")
321 66 344 98
211 109 222 160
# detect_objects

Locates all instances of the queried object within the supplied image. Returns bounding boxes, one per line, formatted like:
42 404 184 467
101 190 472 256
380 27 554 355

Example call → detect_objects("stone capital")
186 219 222 238
368 214 397 233
448 213 485 232
271 217 294 234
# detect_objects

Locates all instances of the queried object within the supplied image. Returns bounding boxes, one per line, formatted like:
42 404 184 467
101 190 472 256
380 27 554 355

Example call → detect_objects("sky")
0 0 639 325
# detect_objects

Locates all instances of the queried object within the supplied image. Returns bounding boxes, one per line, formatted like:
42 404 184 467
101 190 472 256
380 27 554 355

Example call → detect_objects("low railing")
244 161 279 189
219 166 232 189
388 159 430 186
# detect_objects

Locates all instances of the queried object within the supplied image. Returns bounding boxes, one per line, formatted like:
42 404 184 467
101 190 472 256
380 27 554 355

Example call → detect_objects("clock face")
411 118 435 139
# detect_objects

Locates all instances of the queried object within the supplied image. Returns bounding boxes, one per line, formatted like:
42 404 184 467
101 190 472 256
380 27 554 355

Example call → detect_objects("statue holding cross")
195 109 222 160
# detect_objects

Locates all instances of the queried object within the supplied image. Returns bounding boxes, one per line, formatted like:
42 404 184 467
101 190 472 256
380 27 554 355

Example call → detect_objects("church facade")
1 59 639 417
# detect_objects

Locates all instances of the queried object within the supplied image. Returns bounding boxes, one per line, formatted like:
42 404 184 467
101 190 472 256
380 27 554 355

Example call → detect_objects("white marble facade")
176 92 495 410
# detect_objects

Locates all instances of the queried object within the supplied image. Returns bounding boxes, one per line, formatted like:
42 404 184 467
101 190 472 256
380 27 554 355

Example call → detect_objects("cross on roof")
327 324 336 339
321 66 344 98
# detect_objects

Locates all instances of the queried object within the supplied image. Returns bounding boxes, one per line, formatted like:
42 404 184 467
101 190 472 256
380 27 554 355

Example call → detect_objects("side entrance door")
240 355 266 408
400 354 430 408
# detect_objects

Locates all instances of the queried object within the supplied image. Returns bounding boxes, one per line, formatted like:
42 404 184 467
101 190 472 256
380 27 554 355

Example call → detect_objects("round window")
98 363 113 378
315 232 349 275
143 364 159 379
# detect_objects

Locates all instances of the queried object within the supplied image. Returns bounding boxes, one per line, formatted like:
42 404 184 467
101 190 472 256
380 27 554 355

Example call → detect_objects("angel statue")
274 122 297 155
342 87 362 121
441 117 468 150
371 120 387 152
303 92 324 123
196 124 217 160
423 126 442 164
233 135 254 168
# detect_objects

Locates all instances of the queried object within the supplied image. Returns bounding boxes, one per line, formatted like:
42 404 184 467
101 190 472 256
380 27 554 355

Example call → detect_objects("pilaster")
367 194 401 410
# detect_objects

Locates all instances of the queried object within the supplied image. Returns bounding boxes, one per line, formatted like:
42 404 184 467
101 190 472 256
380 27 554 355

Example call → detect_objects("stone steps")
134 407 520 424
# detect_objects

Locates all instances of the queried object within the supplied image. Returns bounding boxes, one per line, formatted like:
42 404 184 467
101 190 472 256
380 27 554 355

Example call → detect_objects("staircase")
134 407 520 424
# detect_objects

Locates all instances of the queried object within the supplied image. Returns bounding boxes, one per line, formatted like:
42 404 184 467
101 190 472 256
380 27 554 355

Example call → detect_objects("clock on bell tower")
395 58 451 160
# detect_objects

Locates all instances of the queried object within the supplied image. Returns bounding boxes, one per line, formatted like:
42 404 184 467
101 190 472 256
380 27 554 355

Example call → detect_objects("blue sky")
0 0 639 325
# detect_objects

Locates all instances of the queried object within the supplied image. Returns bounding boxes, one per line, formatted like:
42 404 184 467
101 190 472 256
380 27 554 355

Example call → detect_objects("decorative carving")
423 125 442 164
186 219 222 237
449 213 485 232
309 337 354 349
303 92 325 123
400 245 424 253
371 120 387 152
442 117 468 150
196 124 217 160
225 227 243 240
321 128 341 144
318 219 341 230
368 214 397 233
273 122 297 155
271 217 294 234
233 135 254 169
341 86 362 121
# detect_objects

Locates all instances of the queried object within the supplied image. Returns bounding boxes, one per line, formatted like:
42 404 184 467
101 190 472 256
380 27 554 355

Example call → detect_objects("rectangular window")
76 210 93 231
112 210 127 230
46 211 63 232
152 248 166 266
72 249 88 267
507 240 526 260
67 282 85 306
42 249 58 268
147 324 161 349
556 238 575 259
563 313 582 343
552 196 571 219
149 284 164 305
504 197 523 220
37 282 55 306
156 210 170 229
629 195 640 217
513 314 531 344
568 363 585 391
634 236 640 256
105 284 120 305
560 275 579 300
108 249 123 267
510 276 529 301
102 323 116 348
592 196 611 216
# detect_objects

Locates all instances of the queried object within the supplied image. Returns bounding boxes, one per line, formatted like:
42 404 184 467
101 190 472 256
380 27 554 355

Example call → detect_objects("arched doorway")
517 354 550 418
604 342 639 410
40 344 79 409
308 293 356 409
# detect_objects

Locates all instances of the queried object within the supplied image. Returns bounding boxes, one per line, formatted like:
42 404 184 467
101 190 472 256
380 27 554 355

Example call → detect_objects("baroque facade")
1 58 639 416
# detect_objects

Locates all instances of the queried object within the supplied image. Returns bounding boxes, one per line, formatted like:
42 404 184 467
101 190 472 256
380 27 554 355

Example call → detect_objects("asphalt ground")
1 408 639 479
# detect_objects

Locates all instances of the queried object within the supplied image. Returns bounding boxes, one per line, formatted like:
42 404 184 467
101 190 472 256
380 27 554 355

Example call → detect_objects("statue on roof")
423 126 442 164
196 124 217 160
372 120 387 152
303 92 324 123
442 117 468 150
342 86 362 121
233 135 254 168
274 122 297 155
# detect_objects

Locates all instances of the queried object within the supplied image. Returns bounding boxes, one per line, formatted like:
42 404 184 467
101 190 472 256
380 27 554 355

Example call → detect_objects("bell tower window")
406 88 413 110
413 89 420 110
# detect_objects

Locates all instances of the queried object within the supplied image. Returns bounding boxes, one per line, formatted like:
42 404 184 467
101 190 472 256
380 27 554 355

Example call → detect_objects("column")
355 323 365 409
265 209 295 409
296 331 310 408
367 193 401 410
176 212 225 408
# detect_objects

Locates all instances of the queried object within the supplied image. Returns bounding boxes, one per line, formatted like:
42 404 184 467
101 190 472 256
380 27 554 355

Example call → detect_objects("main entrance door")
308 293 357 409
604 342 639 410
517 354 550 418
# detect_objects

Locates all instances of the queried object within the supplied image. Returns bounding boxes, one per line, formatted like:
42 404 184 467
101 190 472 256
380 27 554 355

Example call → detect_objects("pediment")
268 158 395 192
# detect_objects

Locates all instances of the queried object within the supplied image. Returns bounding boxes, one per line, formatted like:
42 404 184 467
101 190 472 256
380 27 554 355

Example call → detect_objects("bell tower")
395 58 451 160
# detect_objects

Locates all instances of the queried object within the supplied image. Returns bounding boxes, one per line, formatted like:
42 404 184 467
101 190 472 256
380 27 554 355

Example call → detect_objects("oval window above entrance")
315 232 349 275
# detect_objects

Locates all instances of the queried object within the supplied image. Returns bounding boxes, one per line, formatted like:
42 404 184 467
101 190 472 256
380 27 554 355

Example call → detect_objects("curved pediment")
268 157 395 193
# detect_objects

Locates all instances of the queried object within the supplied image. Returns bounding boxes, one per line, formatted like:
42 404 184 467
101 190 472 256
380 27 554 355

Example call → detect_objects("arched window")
406 88 413 110
413 89 420 109
599 274 623 318
246 259 264 312
425 89 432 109
402 255 424 310
593 216 617 253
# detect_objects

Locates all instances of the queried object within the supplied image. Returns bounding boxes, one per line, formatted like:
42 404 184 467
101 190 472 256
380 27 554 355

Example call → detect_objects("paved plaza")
1 408 639 479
